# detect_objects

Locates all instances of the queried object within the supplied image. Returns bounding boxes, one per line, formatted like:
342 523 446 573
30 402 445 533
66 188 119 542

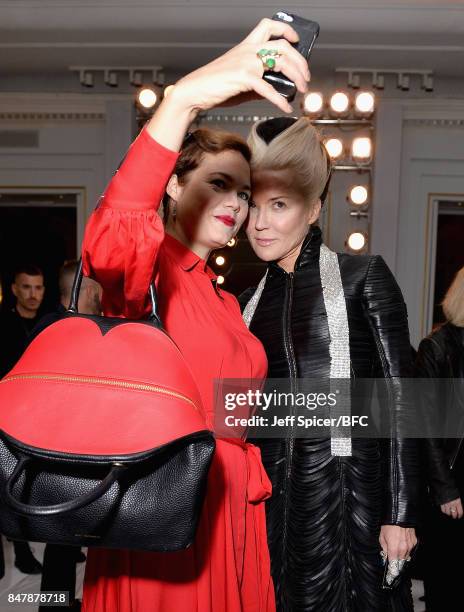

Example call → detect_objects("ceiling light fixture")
372 73 385 90
421 74 434 92
79 70 94 87
104 70 118 87
130 70 143 87
397 74 410 91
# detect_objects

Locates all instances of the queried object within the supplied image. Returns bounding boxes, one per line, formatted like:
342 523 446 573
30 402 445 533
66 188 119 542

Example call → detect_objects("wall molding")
0 112 105 122
401 99 464 121
0 92 131 118
404 118 464 127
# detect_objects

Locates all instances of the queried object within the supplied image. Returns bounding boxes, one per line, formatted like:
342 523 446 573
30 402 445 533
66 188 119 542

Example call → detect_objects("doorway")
425 198 464 332
0 191 78 314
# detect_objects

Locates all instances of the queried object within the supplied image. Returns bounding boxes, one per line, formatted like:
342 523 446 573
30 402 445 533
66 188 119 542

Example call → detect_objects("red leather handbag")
0 263 215 552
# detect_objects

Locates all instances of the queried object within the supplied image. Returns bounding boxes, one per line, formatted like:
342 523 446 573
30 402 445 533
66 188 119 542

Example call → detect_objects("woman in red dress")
80 19 310 612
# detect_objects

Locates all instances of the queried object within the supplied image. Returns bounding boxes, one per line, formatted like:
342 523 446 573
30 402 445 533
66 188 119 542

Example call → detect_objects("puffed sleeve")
362 255 420 527
415 337 460 505
82 128 179 318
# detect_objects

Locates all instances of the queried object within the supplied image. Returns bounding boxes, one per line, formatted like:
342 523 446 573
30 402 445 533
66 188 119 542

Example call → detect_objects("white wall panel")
0 94 135 251
396 121 464 346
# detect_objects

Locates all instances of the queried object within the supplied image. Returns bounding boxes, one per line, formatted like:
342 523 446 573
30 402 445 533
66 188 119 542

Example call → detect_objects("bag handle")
4 455 127 517
67 259 162 327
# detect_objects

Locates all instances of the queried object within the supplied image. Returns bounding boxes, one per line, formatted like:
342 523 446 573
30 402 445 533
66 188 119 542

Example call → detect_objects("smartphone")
263 11 320 102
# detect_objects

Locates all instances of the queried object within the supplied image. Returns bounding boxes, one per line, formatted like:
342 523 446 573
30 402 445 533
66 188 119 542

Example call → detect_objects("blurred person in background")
33 260 102 333
415 266 464 611
0 264 45 575
0 264 45 378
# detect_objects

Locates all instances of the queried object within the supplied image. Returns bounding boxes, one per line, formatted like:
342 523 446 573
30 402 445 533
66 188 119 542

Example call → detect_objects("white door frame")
424 194 464 334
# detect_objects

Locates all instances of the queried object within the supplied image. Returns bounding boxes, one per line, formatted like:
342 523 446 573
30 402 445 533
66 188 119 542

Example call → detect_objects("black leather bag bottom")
0 431 215 552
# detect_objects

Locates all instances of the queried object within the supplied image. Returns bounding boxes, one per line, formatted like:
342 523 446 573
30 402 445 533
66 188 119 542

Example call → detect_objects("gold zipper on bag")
1 373 198 410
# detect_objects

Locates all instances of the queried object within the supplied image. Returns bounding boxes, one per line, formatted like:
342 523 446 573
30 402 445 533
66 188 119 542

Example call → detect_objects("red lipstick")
215 215 235 227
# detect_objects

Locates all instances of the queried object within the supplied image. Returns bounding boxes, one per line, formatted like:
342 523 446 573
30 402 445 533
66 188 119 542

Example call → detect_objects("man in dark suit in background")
0 264 45 377
0 264 46 575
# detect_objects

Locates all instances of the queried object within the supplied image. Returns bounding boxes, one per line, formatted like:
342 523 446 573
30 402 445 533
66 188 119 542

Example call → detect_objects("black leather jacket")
415 322 464 505
239 227 419 611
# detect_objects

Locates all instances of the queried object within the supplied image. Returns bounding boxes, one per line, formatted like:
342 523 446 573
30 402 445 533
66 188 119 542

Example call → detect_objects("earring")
172 205 177 218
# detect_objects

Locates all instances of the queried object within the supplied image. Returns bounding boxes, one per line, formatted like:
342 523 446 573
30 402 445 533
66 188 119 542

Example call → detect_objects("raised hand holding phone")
145 18 311 152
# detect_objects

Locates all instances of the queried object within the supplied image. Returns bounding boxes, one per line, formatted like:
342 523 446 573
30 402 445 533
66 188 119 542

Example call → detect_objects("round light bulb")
217 275 225 285
138 88 158 109
354 91 375 115
215 255 225 266
324 138 344 159
349 185 368 206
330 92 350 114
304 92 324 114
347 232 366 251
352 137 372 160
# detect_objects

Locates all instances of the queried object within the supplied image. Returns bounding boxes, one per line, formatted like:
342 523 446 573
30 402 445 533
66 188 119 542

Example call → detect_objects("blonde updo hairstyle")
442 266 464 327
247 116 331 207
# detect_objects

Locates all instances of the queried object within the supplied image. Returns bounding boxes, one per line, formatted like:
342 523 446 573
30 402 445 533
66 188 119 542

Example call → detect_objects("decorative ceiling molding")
2 0 464 16
0 92 131 117
0 111 105 122
2 1 464 79
404 118 464 127
1 42 463 53
198 113 271 125
401 99 464 122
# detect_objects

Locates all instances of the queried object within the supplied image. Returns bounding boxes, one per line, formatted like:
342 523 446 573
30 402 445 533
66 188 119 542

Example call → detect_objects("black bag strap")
4 455 127 517
67 259 162 327
67 259 84 314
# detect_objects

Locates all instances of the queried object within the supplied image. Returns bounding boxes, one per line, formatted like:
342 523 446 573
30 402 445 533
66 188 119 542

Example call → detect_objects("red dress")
81 128 275 612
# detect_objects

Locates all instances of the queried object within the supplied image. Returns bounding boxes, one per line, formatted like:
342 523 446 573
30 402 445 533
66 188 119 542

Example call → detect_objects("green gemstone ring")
257 48 281 71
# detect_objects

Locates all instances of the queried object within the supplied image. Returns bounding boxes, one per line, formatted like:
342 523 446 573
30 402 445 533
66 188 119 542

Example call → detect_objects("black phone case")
264 11 320 102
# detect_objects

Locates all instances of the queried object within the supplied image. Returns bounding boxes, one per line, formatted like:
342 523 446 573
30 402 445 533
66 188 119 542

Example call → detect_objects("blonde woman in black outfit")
240 117 419 611
416 266 464 611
